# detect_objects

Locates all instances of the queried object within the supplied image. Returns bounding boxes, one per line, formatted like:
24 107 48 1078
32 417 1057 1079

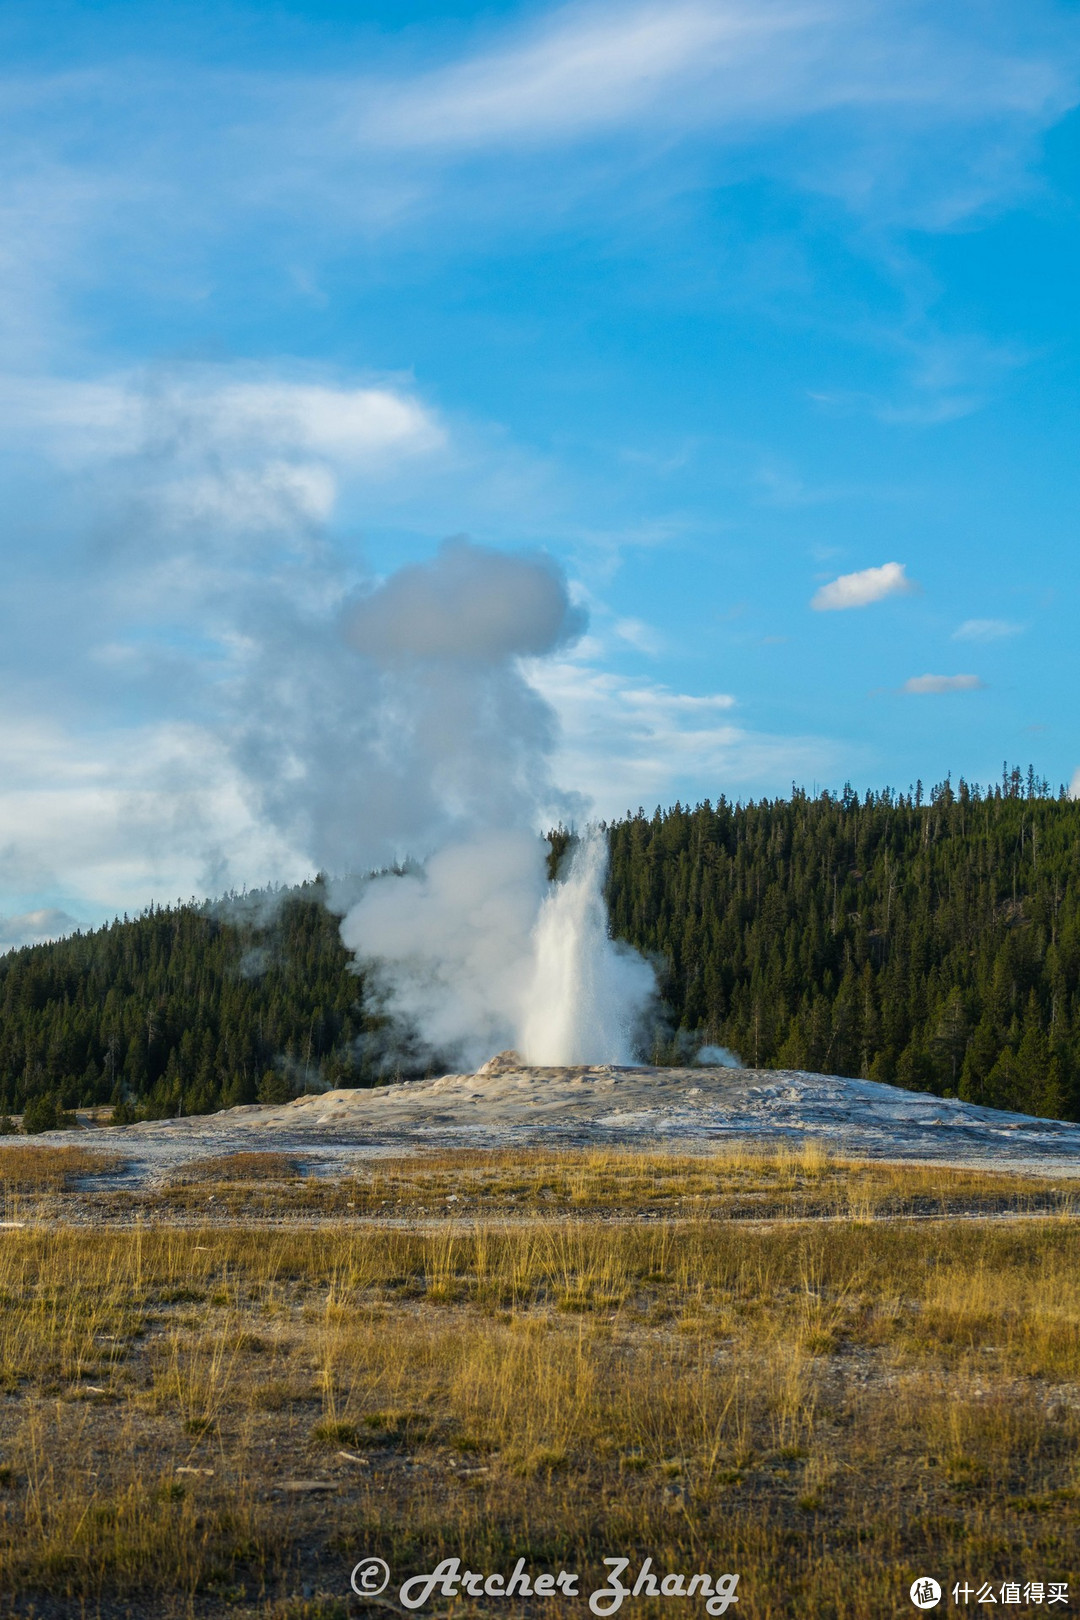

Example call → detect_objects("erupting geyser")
321 540 655 1074
519 828 654 1066
340 826 656 1073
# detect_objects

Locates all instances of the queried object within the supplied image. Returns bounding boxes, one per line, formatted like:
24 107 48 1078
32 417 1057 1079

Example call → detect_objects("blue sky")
1 0 1080 942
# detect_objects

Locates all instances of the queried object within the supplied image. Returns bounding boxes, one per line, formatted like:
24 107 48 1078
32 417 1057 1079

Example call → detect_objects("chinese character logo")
910 1577 942 1610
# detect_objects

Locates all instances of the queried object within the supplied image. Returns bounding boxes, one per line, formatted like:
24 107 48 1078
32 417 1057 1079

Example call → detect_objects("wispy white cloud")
0 1 1070 462
0 369 444 469
901 672 984 694
528 653 835 813
812 560 915 611
360 0 1077 168
953 617 1025 641
613 616 665 655
0 706 306 925
0 908 79 952
334 0 1079 432
826 327 1034 425
362 2 782 150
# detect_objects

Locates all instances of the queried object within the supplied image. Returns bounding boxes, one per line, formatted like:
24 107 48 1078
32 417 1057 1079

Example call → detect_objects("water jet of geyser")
518 828 654 1067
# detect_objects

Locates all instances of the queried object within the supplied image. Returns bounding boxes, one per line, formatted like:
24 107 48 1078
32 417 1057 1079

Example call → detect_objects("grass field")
0 1144 1077 1618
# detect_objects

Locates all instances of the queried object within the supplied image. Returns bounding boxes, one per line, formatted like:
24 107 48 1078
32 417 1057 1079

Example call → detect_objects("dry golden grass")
0 1143 123 1229
22 1140 1076 1225
170 1151 306 1184
0 1188 1077 1618
334 1141 1078 1220
0 1143 121 1192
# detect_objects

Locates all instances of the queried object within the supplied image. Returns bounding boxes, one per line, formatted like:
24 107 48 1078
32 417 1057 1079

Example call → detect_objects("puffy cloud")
953 617 1024 641
811 560 915 611
901 673 984 694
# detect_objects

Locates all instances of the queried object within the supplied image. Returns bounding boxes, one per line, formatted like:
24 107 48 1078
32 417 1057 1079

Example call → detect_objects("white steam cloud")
0 354 658 1058
233 536 588 876
291 538 659 1072
695 1044 742 1068
340 830 547 1071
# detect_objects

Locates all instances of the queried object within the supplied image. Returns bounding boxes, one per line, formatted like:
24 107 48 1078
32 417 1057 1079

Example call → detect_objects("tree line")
1 765 1079 1126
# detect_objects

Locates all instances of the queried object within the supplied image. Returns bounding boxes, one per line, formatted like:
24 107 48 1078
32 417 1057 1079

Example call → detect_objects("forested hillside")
608 768 1079 1120
0 884 378 1124
2 766 1080 1124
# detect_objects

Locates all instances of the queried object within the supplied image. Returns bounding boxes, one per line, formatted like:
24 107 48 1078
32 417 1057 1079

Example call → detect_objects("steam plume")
269 536 659 1073
236 536 587 876
340 830 546 1072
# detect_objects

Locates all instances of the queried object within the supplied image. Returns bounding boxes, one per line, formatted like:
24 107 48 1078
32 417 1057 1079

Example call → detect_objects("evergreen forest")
2 766 1080 1126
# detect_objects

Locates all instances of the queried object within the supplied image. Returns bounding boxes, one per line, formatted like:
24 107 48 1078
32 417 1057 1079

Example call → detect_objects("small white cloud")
613 617 664 656
952 618 1024 642
1070 769 1080 802
901 673 984 694
811 561 915 611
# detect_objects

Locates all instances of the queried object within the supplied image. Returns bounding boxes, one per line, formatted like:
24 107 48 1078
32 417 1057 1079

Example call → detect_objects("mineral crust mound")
9 1053 1080 1186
